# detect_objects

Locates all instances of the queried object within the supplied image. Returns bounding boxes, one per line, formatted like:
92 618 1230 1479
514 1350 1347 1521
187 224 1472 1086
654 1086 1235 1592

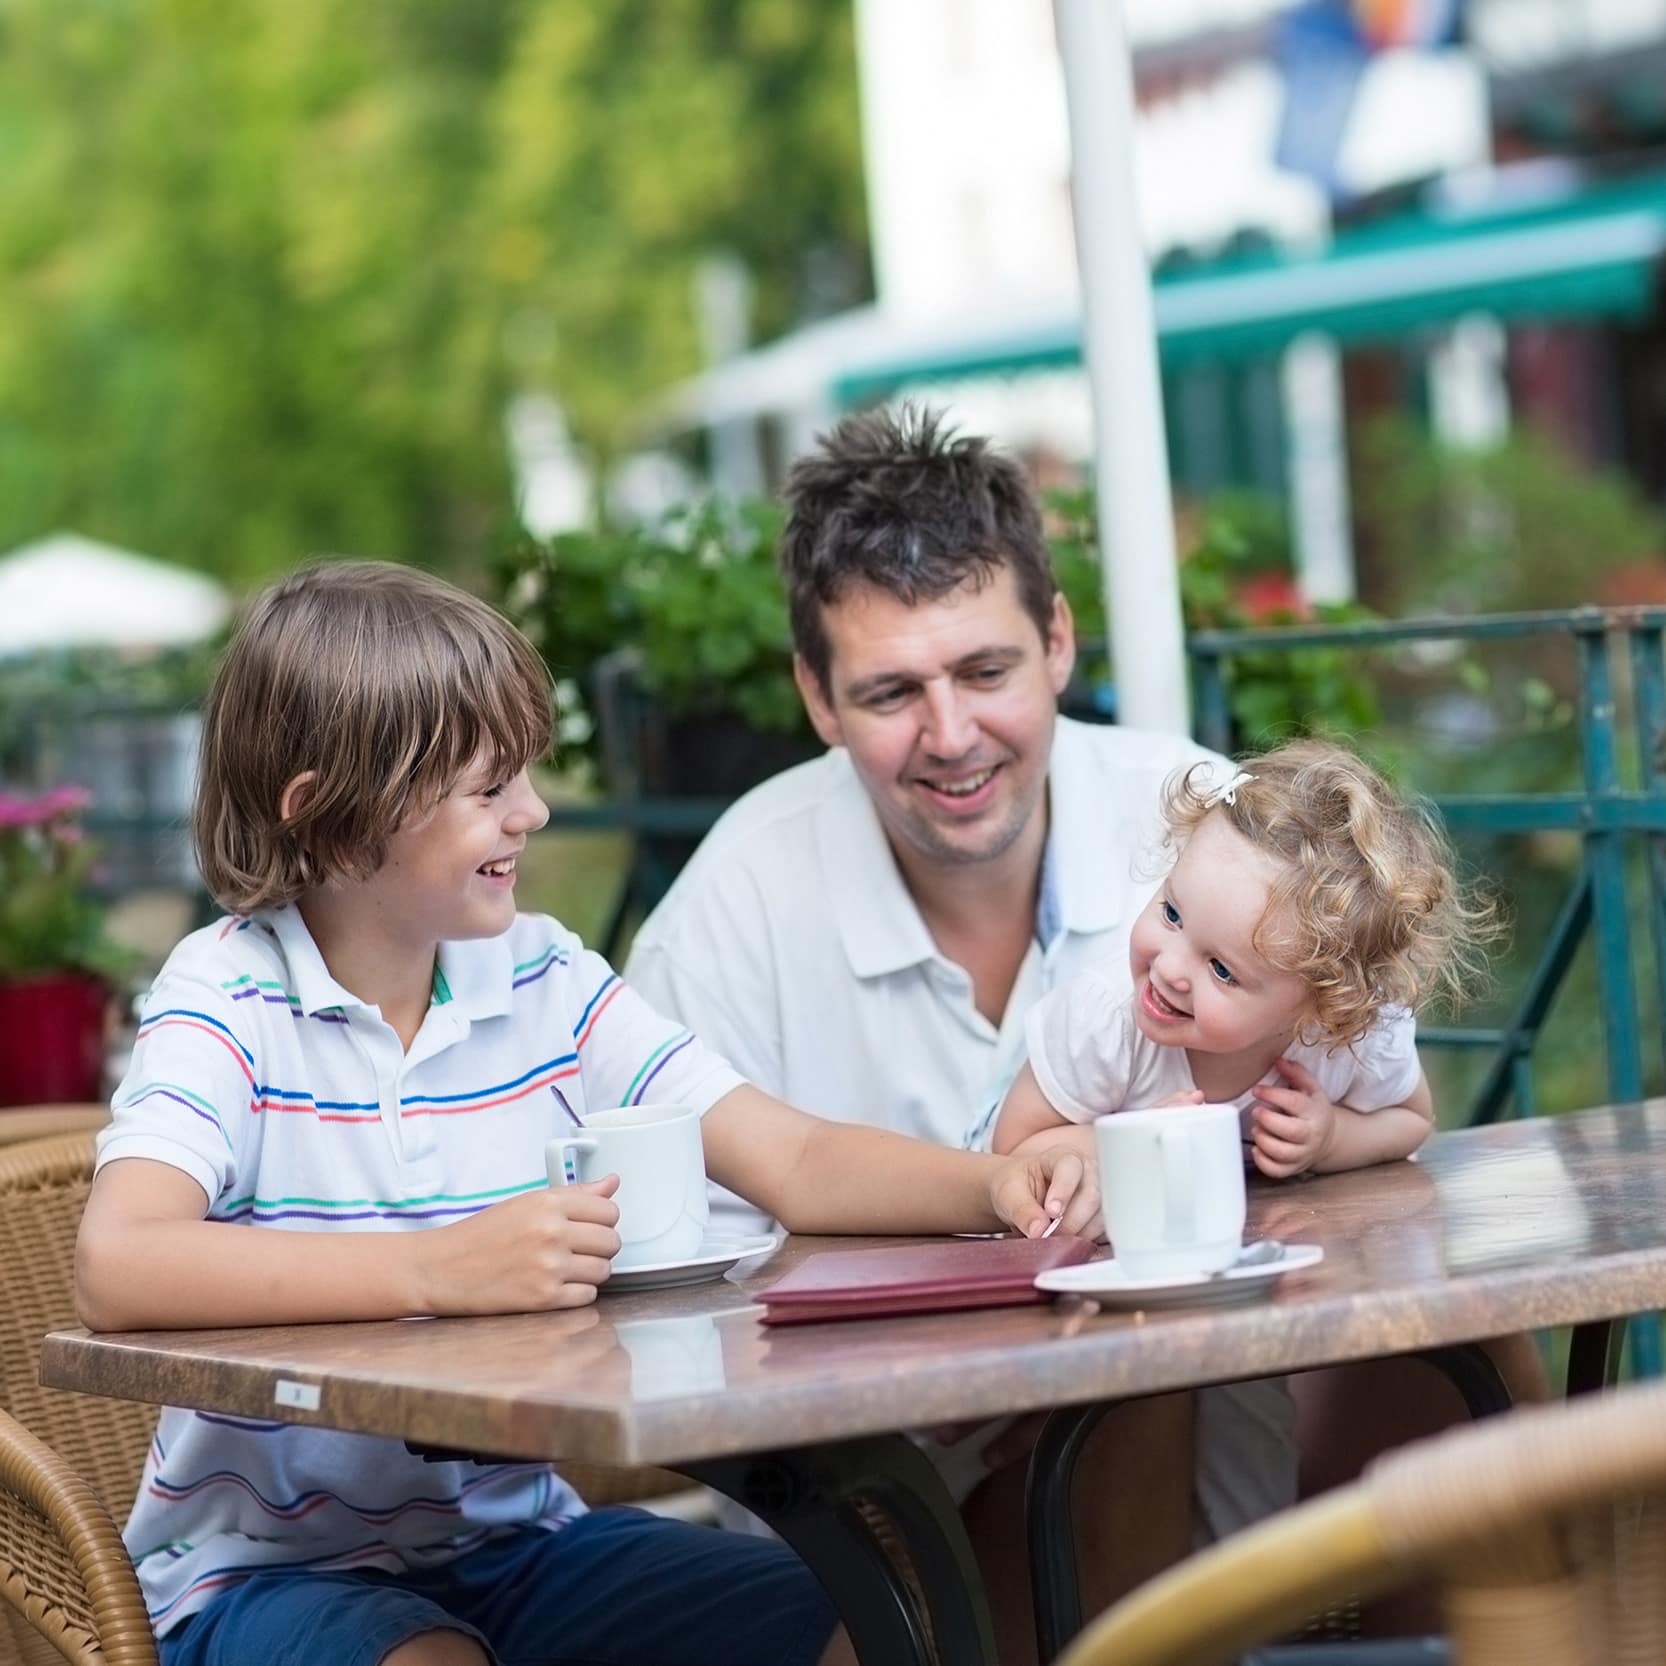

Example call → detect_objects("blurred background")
6 0 1666 1120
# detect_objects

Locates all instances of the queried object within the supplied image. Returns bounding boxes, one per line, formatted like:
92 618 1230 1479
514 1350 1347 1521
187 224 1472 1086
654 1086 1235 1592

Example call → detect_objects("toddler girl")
992 739 1499 1548
995 739 1497 1177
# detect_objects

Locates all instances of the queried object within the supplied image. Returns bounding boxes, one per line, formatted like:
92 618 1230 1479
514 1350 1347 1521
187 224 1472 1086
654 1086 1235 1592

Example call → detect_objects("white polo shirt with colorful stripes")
96 904 743 1637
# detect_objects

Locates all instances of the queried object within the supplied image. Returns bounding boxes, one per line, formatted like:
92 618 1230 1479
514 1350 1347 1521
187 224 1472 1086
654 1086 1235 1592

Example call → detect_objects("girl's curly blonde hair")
1163 740 1503 1047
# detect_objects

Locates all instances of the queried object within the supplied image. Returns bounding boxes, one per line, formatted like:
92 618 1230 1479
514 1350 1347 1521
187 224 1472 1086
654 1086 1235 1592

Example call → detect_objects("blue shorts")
157 1509 836 1666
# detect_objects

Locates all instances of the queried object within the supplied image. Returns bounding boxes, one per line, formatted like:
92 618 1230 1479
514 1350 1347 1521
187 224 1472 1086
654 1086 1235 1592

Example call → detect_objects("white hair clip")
1204 770 1256 808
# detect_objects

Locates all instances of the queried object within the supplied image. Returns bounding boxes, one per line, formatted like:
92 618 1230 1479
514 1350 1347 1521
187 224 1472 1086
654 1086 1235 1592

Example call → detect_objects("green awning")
833 173 1666 403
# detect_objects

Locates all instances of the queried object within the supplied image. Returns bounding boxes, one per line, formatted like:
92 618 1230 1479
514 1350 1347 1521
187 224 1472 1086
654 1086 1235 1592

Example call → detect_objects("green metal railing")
1194 605 1666 1378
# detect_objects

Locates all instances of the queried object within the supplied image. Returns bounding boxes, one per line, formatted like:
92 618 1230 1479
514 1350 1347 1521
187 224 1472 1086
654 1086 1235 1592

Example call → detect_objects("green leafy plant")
1046 487 1383 747
0 787 134 983
1355 415 1666 617
503 484 1389 773
501 499 800 767
0 642 221 775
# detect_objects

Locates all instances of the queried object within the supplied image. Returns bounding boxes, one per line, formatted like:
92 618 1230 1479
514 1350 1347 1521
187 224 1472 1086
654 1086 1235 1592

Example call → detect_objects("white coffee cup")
1095 1101 1246 1280
546 1102 709 1270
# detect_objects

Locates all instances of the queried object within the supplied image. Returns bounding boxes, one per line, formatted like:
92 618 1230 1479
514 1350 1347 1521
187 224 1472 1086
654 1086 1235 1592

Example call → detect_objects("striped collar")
819 716 1129 980
261 905 515 1021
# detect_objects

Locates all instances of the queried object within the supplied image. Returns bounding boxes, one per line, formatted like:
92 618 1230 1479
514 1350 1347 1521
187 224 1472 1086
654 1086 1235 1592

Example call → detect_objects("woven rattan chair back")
0 1133 156 1665
0 1135 153 1518
1058 1376 1666 1666
0 1111 108 1153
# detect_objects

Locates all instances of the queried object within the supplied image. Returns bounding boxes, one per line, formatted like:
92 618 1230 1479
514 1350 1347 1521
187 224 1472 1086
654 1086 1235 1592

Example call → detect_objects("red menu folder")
756 1235 1097 1325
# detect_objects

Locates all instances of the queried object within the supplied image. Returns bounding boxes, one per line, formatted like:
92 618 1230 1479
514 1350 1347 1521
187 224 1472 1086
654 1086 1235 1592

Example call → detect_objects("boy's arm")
700 1083 1080 1238
76 1157 622 1331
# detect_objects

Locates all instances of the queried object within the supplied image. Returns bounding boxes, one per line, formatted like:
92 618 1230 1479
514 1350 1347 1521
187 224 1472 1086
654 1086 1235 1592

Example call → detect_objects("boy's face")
366 763 550 945
793 566 1074 875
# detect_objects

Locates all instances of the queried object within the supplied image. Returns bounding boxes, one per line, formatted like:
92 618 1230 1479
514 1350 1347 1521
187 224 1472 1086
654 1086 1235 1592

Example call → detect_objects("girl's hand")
1249 1057 1338 1179
990 1141 1096 1239
413 1176 622 1315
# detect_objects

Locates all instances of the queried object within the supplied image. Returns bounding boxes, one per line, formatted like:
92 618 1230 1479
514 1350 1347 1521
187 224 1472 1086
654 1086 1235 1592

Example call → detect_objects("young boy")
76 561 1083 1666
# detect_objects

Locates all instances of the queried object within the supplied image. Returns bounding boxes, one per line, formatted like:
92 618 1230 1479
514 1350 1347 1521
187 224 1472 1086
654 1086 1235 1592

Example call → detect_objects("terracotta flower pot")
0 972 109 1107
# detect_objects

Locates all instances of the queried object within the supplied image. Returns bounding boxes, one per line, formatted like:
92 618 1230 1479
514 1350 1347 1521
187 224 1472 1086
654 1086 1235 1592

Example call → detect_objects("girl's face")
1128 813 1312 1059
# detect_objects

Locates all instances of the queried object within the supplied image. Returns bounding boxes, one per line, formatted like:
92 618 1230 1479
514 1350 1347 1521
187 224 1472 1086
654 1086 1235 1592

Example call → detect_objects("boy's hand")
990 1142 1093 1239
413 1176 622 1316
1008 1124 1103 1237
1249 1058 1337 1179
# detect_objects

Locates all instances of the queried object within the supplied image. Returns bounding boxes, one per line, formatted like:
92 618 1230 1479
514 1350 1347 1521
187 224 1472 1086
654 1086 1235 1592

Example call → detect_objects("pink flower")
0 785 93 828
35 785 92 821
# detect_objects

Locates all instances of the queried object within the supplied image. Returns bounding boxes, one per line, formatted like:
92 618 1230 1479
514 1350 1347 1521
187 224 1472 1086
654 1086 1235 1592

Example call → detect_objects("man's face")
794 567 1075 871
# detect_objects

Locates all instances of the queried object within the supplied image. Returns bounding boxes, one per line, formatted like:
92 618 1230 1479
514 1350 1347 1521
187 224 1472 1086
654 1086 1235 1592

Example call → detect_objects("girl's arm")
76 1157 623 1330
991 1061 1073 1154
1317 1070 1435 1172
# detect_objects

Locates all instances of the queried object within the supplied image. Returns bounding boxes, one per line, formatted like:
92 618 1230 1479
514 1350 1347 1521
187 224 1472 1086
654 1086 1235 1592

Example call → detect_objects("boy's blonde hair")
194 560 553 913
1163 740 1501 1046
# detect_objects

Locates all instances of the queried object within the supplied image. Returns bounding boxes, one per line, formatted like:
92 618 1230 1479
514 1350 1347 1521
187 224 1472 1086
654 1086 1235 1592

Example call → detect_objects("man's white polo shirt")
98 905 740 1636
627 716 1224 1236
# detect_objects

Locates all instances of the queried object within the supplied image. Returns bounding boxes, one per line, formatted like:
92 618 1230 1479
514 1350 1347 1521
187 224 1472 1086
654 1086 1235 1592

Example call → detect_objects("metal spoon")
1210 1239 1284 1277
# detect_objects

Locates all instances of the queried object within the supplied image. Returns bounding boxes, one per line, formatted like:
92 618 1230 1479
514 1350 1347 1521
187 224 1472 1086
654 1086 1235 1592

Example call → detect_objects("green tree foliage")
0 0 868 583
1355 415 1666 617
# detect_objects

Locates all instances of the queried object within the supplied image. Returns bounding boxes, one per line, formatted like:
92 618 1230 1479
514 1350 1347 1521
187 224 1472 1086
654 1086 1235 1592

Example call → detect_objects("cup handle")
1159 1128 1194 1246
548 1136 599 1188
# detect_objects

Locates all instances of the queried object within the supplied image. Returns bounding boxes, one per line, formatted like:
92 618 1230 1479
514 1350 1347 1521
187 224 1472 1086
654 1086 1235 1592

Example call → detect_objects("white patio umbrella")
1053 0 1190 735
0 533 231 655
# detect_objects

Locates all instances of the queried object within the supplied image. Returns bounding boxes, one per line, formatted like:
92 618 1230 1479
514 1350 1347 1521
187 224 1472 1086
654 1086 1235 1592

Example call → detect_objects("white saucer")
603 1234 780 1293
1035 1242 1324 1308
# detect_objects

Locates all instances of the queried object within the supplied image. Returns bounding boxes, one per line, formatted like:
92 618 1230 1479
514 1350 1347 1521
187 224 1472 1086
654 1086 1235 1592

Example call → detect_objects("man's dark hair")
779 404 1058 692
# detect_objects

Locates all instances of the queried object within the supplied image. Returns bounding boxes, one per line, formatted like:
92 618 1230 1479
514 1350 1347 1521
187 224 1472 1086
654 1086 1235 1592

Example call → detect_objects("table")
41 1103 1666 1665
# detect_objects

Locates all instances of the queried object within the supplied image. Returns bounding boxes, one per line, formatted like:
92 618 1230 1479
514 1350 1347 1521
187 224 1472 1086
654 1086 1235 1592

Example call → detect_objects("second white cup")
546 1102 709 1270
1095 1101 1246 1280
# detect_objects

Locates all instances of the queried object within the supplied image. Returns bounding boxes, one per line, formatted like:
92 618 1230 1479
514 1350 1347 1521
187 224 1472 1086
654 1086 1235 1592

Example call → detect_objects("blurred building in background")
653 0 1666 607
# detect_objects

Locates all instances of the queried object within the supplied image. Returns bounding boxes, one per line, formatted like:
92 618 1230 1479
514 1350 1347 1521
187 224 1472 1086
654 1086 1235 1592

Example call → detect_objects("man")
626 406 1239 1660
628 405 1542 1650
629 405 1220 1224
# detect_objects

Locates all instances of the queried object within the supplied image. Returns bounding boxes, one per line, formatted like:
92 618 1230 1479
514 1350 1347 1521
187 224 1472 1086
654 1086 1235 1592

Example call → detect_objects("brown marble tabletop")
40 1102 1666 1468
39 1103 1666 1666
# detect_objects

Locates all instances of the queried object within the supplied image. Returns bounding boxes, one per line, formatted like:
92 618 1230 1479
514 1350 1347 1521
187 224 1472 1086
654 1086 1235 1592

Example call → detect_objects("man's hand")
412 1177 622 1315
990 1141 1092 1238
1249 1057 1337 1179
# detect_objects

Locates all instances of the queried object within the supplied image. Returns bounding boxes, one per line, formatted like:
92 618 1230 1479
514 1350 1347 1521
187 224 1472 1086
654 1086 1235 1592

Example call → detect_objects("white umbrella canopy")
0 533 231 655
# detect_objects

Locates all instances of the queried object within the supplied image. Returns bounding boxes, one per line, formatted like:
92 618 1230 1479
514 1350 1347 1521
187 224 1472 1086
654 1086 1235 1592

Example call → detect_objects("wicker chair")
1057 1375 1666 1666
0 1408 154 1666
0 1111 107 1152
0 1133 156 1666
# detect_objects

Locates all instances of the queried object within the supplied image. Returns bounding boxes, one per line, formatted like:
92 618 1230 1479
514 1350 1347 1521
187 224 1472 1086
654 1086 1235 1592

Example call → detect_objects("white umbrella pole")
1053 0 1190 736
